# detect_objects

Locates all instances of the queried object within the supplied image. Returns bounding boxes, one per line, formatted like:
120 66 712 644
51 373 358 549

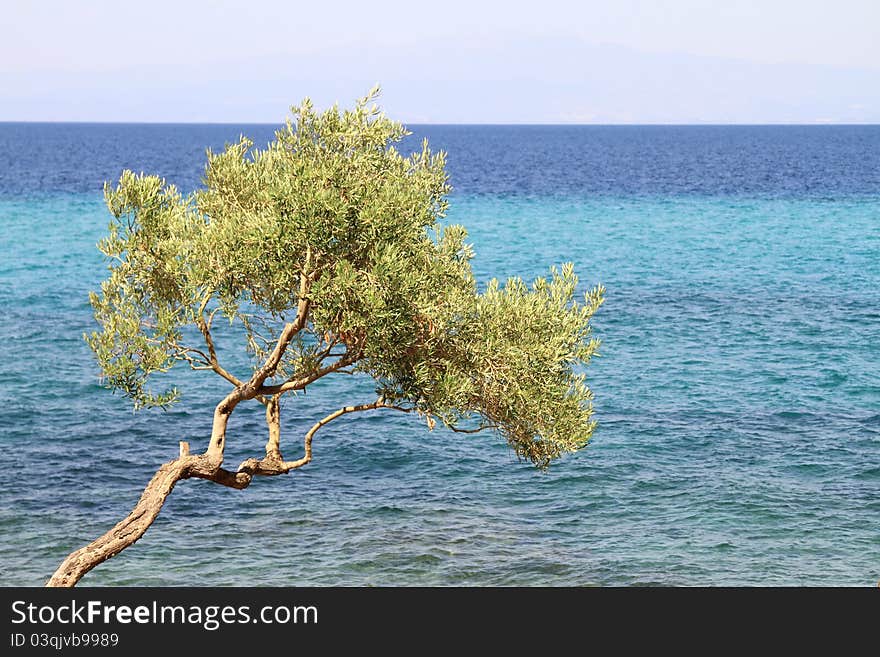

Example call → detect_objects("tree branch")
449 424 499 434
232 398 411 478
175 346 211 369
277 398 411 471
264 394 282 457
196 293 244 387
257 350 356 395
312 338 340 365
248 267 312 387
206 254 314 461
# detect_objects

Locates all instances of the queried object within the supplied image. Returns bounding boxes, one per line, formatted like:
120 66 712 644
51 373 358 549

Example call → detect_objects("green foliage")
379 264 604 467
87 88 605 467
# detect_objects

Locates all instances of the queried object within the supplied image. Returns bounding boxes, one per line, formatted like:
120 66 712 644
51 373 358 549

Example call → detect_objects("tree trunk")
47 461 188 587
46 399 398 587
45 444 242 588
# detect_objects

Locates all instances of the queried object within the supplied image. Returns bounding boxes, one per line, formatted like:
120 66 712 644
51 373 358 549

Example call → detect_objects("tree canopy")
87 88 604 468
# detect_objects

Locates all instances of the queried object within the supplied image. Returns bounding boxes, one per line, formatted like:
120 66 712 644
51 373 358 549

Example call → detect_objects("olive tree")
47 89 604 587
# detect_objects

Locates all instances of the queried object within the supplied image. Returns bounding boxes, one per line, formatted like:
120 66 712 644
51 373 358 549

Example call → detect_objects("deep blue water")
1 123 878 586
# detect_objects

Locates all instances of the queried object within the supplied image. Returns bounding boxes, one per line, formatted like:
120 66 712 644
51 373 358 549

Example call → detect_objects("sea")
0 123 878 586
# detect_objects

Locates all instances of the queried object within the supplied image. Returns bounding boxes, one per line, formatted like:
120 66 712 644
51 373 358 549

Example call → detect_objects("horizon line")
1 120 879 127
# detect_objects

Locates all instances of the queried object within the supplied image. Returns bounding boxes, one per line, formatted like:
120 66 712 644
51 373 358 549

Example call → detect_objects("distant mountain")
2 36 877 123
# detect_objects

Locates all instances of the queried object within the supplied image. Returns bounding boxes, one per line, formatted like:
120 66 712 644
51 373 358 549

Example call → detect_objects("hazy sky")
2 0 879 123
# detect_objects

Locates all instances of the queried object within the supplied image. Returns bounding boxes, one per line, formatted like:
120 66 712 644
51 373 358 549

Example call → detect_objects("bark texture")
47 450 197 587
45 445 280 587
46 401 406 587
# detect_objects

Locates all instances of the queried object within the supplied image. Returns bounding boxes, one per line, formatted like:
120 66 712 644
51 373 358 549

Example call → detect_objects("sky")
1 0 879 123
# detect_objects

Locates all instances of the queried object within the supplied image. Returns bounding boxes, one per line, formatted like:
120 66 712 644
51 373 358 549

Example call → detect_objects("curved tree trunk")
48 282 322 587
47 459 189 587
46 399 400 587
46 445 248 588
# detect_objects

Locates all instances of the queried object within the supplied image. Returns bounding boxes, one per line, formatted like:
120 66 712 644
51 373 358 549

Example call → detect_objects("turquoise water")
0 125 878 585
